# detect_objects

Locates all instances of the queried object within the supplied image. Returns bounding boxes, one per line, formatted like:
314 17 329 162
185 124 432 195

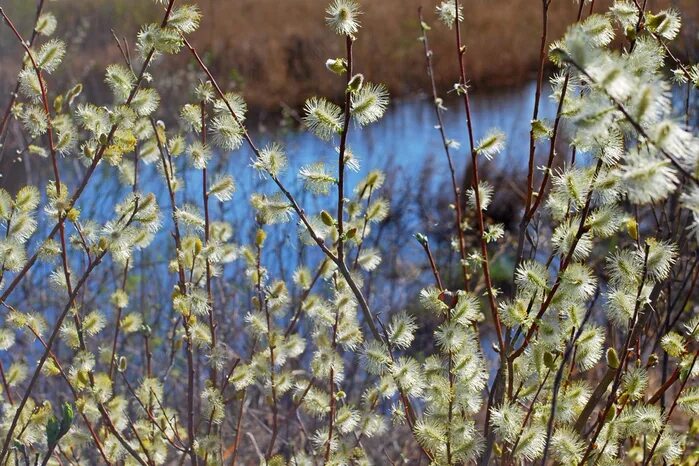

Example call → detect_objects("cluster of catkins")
0 0 699 464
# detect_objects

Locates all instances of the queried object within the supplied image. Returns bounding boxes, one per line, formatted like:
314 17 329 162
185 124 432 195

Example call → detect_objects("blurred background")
1 2 699 458
2 0 698 203
1 1 698 326
1 0 699 333
1 0 697 113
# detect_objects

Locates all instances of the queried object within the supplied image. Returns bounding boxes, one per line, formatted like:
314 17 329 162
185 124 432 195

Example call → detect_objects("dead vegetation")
2 0 698 112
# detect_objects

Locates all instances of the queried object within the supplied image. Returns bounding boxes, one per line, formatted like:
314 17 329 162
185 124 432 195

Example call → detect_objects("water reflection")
4 81 557 357
113 83 546 265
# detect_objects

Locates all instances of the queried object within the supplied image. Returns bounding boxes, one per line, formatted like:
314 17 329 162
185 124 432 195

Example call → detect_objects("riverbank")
1 0 698 114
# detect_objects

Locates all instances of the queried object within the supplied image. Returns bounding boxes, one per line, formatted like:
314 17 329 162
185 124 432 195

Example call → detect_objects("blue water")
4 81 559 357
81 83 555 272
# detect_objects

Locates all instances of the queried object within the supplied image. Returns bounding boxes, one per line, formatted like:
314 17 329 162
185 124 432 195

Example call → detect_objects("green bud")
347 73 364 94
66 83 83 107
494 443 502 457
118 356 127 372
617 392 629 406
53 95 64 114
607 348 620 369
414 233 428 247
645 12 667 32
46 402 74 450
647 353 659 368
255 228 266 247
59 402 74 435
543 351 555 369
626 218 639 241
325 58 348 75
690 418 699 435
320 210 335 227
549 46 568 65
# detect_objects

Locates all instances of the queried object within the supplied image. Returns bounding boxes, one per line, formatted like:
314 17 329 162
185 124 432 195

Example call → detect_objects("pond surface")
52 80 557 228
2 80 559 358
71 81 554 278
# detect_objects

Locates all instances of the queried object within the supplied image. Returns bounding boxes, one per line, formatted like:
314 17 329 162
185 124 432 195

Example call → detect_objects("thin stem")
0 0 45 162
516 1 586 264
578 245 651 465
418 7 468 285
520 0 550 261
151 119 199 466
0 0 178 304
254 238 279 459
108 262 128 380
0 362 13 405
642 349 699 466
568 58 699 185
201 100 218 388
509 159 604 361
285 259 326 337
324 302 342 463
0 208 139 463
336 35 353 264
453 0 505 357
324 34 355 462
182 37 381 341
540 308 594 465
419 239 444 291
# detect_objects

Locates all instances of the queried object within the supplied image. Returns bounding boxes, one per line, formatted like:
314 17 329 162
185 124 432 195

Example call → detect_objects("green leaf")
60 402 74 435
46 416 60 449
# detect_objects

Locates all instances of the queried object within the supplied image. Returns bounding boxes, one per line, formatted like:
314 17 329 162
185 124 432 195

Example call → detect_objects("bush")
0 0 699 464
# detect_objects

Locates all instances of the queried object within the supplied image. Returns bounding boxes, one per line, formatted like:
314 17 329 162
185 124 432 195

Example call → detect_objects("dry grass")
176 0 699 109
1 0 698 111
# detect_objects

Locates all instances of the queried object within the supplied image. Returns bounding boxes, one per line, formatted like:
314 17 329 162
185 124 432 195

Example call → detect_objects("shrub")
0 0 698 464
